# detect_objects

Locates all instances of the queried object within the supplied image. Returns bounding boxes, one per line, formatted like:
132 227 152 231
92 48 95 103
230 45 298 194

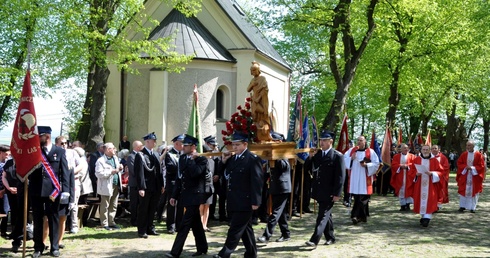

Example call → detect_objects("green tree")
253 0 379 133
59 0 202 151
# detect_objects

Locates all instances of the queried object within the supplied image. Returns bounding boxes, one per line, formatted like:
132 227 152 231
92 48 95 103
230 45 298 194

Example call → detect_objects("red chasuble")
411 156 444 215
456 151 485 197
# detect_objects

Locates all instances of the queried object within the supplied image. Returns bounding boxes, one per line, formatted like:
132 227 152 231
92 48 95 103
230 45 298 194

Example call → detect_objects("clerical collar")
421 154 431 159
356 148 366 152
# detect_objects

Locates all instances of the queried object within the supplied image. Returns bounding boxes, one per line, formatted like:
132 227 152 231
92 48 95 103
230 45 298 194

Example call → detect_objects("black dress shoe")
51 250 61 257
470 210 476 213
11 245 20 253
257 236 268 243
276 236 290 242
33 251 42 258
167 229 175 234
212 255 222 258
352 218 359 225
147 230 160 236
303 209 313 213
59 244 65 249
458 207 465 212
164 253 177 258
191 251 207 256
305 241 317 248
138 233 148 238
324 239 335 245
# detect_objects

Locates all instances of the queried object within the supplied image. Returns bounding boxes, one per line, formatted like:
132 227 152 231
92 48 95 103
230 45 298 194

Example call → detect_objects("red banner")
10 70 42 181
381 127 392 166
336 114 349 153
425 129 432 146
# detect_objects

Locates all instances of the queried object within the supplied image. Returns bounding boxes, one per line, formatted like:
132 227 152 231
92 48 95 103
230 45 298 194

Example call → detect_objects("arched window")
216 85 230 121
216 89 224 119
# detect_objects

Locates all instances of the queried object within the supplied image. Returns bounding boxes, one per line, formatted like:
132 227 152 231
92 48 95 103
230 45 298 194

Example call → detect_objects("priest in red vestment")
390 144 417 211
456 140 486 213
411 145 444 227
430 145 450 209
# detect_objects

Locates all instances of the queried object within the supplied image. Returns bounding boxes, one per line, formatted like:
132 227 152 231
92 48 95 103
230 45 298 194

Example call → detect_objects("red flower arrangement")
221 97 258 145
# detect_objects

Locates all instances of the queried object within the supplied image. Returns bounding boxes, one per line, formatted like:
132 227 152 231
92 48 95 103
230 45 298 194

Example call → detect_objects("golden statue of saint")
247 61 272 142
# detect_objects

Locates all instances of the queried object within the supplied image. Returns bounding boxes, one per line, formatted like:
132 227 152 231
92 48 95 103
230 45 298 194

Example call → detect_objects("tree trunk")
322 0 378 132
444 99 458 152
76 62 95 146
483 118 489 152
85 65 110 151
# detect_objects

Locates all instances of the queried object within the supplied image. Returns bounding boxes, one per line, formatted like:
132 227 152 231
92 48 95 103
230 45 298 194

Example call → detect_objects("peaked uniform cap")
38 126 52 135
143 132 157 141
183 134 198 146
172 134 185 142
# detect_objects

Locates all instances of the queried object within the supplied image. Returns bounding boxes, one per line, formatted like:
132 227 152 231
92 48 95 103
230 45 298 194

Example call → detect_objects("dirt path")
1 180 489 257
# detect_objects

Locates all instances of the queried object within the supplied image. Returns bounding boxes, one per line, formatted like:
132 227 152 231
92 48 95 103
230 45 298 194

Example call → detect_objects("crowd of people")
0 124 488 257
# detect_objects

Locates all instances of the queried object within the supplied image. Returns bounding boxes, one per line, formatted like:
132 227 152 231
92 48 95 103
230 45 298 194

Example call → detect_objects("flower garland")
221 97 258 145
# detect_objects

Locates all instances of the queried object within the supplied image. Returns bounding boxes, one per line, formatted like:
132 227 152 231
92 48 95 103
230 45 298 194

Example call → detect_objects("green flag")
187 84 203 153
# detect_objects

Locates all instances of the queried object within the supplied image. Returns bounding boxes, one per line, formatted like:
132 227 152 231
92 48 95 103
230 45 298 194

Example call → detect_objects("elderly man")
390 143 417 211
127 140 143 226
411 145 444 227
29 126 70 258
456 140 486 213
95 142 123 230
344 135 380 224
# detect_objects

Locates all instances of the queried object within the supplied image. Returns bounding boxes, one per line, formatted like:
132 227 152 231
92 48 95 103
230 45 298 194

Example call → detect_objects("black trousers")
169 205 208 256
375 171 392 195
137 190 159 234
8 190 31 246
343 170 351 204
218 180 228 220
31 196 60 252
218 210 257 258
156 191 167 220
165 188 177 231
309 200 335 244
263 193 290 239
351 194 370 220
129 186 139 226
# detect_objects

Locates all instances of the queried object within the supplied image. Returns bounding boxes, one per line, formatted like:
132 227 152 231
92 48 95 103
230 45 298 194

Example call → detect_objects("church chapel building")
105 0 291 146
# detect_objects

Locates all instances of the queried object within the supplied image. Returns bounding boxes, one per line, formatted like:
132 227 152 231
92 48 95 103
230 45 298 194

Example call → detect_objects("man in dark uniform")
127 140 143 226
165 135 209 257
134 132 163 238
304 130 345 248
257 132 291 244
164 134 184 234
213 131 263 258
29 126 70 258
